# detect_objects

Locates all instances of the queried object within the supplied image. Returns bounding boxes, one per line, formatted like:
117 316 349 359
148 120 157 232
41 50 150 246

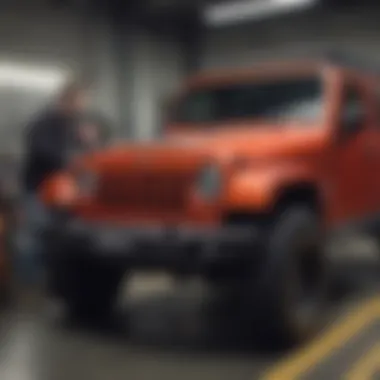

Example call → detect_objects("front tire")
50 256 125 323
251 205 330 346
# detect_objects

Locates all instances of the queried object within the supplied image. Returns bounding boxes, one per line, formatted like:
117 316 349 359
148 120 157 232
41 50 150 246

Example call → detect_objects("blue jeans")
15 193 50 285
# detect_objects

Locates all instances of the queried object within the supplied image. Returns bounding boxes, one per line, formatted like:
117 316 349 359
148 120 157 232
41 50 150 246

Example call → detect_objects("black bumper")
43 219 261 273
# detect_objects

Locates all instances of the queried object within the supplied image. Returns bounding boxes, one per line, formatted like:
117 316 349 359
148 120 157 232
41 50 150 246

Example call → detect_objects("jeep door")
330 77 375 224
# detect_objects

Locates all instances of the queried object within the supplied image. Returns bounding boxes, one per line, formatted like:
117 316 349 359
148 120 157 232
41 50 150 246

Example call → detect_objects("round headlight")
196 164 222 199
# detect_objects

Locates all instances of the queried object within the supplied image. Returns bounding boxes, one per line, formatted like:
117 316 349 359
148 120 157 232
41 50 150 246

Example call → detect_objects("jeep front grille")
96 172 191 211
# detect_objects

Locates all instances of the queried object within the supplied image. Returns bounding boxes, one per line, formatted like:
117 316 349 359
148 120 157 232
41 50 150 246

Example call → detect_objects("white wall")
129 29 185 140
0 6 86 154
0 5 186 148
0 3 141 152
84 16 121 129
201 8 380 69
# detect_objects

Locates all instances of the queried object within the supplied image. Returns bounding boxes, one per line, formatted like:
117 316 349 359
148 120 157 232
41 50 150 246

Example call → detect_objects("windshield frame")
169 69 327 128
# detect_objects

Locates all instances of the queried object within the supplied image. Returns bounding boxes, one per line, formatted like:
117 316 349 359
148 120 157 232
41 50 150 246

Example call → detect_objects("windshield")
174 77 323 124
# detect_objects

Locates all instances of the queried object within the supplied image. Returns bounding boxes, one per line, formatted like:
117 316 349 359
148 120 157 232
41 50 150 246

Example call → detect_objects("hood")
167 123 327 161
81 123 327 172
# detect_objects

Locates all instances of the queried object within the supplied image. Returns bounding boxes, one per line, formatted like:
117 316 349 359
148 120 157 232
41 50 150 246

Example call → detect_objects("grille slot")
96 172 191 211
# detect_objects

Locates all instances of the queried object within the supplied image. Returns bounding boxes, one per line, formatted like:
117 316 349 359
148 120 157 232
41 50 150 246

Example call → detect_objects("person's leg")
15 193 49 287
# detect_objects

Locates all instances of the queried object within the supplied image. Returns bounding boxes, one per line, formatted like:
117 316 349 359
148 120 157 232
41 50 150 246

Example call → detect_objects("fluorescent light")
204 0 318 27
0 62 66 90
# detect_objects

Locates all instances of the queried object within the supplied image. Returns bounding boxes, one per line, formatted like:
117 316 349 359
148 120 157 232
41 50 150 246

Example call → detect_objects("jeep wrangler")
40 59 380 345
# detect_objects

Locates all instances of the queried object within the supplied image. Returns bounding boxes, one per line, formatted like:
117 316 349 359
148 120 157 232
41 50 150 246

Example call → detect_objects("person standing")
23 81 90 192
17 80 90 291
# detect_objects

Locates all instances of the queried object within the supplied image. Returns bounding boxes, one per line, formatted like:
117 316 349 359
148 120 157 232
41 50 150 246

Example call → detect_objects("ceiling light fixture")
0 62 66 90
204 0 319 27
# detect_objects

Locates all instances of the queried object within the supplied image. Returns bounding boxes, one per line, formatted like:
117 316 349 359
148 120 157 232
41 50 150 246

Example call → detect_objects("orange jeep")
41 58 380 345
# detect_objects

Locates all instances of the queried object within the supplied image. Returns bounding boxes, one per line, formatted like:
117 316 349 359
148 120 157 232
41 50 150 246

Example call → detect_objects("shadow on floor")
49 256 380 360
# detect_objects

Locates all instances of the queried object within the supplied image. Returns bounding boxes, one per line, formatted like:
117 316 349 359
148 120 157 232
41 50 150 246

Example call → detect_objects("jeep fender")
224 163 320 212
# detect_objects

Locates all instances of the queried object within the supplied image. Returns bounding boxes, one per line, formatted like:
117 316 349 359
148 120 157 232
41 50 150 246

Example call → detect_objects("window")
174 77 323 124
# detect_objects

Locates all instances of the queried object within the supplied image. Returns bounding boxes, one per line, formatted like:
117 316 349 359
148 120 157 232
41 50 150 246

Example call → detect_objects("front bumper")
43 218 261 273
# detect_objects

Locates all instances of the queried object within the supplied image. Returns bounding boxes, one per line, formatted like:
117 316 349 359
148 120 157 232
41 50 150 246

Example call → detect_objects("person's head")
56 80 89 116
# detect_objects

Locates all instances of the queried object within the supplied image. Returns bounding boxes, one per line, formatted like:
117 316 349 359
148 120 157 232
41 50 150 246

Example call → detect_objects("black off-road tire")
249 205 330 347
203 206 330 347
51 256 126 323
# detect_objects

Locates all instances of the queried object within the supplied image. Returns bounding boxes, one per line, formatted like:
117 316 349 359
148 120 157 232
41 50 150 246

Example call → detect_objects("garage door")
201 8 380 69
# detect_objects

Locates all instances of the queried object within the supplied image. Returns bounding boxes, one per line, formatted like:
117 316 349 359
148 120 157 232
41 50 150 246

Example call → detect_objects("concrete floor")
0 238 379 380
0 279 278 380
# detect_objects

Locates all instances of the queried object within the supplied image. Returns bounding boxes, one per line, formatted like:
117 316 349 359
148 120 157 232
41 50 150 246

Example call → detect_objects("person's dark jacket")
22 109 78 193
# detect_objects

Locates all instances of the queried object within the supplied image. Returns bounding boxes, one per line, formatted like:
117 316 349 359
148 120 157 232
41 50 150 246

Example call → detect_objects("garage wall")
0 6 86 154
129 30 185 140
0 3 129 153
0 4 187 149
201 8 380 69
85 15 121 129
